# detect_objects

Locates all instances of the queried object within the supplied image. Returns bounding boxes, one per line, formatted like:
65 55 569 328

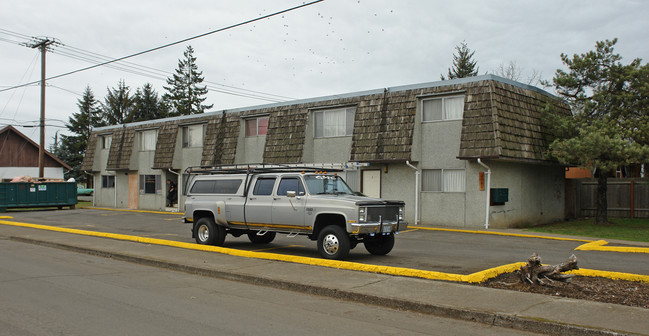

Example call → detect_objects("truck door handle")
249 197 256 201
273 197 280 201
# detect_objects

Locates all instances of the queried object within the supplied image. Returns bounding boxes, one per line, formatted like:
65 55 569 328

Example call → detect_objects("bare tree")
494 60 542 86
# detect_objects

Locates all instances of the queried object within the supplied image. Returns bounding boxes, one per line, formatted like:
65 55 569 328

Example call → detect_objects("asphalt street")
3 207 647 276
0 238 540 336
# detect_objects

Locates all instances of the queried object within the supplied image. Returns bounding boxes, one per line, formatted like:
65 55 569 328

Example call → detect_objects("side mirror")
286 191 296 198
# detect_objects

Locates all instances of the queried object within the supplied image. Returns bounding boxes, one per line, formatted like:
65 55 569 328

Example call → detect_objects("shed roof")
0 125 71 170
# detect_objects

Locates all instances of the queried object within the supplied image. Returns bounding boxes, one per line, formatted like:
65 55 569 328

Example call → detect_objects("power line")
2 29 295 103
0 1 324 96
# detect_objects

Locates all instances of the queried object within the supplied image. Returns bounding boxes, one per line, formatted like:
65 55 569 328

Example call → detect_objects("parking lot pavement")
2 208 648 278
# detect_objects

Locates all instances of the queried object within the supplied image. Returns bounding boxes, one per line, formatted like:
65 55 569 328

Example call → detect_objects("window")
314 107 355 138
101 135 112 150
252 178 276 196
422 95 465 121
101 175 115 188
304 175 354 195
139 129 157 151
189 179 242 194
139 174 162 194
245 116 269 137
182 124 205 148
422 169 465 192
277 177 305 196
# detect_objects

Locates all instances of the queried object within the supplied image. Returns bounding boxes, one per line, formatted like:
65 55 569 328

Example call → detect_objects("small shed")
0 125 71 181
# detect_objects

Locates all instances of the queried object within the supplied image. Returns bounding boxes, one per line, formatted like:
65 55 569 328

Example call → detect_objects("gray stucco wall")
486 161 564 228
236 136 266 163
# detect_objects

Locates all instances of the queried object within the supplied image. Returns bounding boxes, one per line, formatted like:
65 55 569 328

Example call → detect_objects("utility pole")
29 38 56 178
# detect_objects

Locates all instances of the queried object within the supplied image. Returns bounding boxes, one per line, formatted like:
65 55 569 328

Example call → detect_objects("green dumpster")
0 182 77 212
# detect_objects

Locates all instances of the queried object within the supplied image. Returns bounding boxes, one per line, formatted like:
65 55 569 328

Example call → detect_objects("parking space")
2 208 648 278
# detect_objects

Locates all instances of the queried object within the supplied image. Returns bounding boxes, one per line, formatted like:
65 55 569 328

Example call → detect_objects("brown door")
128 173 138 209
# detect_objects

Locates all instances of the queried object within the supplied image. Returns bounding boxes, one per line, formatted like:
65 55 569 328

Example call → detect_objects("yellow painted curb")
570 269 649 283
80 206 183 215
3 220 647 283
575 240 649 254
0 219 516 283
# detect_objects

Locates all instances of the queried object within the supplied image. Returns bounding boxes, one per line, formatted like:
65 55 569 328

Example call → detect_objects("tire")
247 231 276 244
193 217 226 246
364 234 395 255
317 226 350 260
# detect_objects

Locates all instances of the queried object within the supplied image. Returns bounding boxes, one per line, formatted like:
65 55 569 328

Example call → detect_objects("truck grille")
366 206 400 223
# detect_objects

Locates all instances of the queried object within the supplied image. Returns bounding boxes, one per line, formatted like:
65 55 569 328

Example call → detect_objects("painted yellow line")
0 216 14 219
570 269 649 282
575 240 649 254
0 219 515 282
80 206 183 215
3 220 647 283
412 226 594 242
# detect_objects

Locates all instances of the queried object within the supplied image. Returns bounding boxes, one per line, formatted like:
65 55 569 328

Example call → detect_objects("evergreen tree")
101 80 136 125
132 83 169 122
441 41 479 80
544 39 649 224
163 45 213 116
56 86 103 181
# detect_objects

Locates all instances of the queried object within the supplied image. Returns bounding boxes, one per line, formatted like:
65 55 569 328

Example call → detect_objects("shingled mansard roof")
81 75 566 171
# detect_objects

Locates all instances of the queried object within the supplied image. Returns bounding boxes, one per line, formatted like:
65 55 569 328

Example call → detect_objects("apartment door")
361 170 381 198
128 173 138 209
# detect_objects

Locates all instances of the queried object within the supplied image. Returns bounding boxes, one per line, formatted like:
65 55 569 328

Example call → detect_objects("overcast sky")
2 0 648 147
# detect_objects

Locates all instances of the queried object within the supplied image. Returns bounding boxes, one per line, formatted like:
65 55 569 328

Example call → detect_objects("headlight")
398 207 404 221
358 207 366 222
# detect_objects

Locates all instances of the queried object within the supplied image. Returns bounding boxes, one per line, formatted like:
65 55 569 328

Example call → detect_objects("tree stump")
519 253 579 285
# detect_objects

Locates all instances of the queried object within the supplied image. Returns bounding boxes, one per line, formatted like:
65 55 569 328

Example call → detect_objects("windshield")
304 175 354 195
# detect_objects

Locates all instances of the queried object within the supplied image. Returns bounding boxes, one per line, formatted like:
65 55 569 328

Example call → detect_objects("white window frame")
101 175 115 188
139 174 162 195
421 95 465 122
101 135 112 150
245 116 269 137
139 129 157 151
422 169 466 192
182 124 205 148
313 107 355 138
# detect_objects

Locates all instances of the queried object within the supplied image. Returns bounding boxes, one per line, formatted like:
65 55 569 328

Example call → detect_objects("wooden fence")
566 179 649 219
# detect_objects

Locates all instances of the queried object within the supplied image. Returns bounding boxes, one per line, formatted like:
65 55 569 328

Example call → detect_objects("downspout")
405 161 420 225
477 158 491 229
114 174 118 209
83 171 95 206
168 168 180 212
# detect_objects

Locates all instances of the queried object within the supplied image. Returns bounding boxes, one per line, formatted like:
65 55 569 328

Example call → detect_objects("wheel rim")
322 233 339 255
197 224 210 242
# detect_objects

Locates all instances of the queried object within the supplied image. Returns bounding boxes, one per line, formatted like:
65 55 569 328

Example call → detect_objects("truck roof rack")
184 162 368 175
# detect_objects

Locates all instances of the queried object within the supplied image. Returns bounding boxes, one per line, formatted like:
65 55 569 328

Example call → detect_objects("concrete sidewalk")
1 223 647 336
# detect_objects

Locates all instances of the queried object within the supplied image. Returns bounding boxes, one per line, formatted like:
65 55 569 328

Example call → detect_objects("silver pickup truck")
183 166 407 260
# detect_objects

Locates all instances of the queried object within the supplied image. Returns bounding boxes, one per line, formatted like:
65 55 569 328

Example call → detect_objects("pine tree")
101 80 136 125
132 83 169 122
56 86 103 181
163 45 213 116
544 39 649 224
441 41 479 80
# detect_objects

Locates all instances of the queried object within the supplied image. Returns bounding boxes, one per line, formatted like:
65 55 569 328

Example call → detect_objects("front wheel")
364 234 395 255
317 226 350 260
194 217 226 246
